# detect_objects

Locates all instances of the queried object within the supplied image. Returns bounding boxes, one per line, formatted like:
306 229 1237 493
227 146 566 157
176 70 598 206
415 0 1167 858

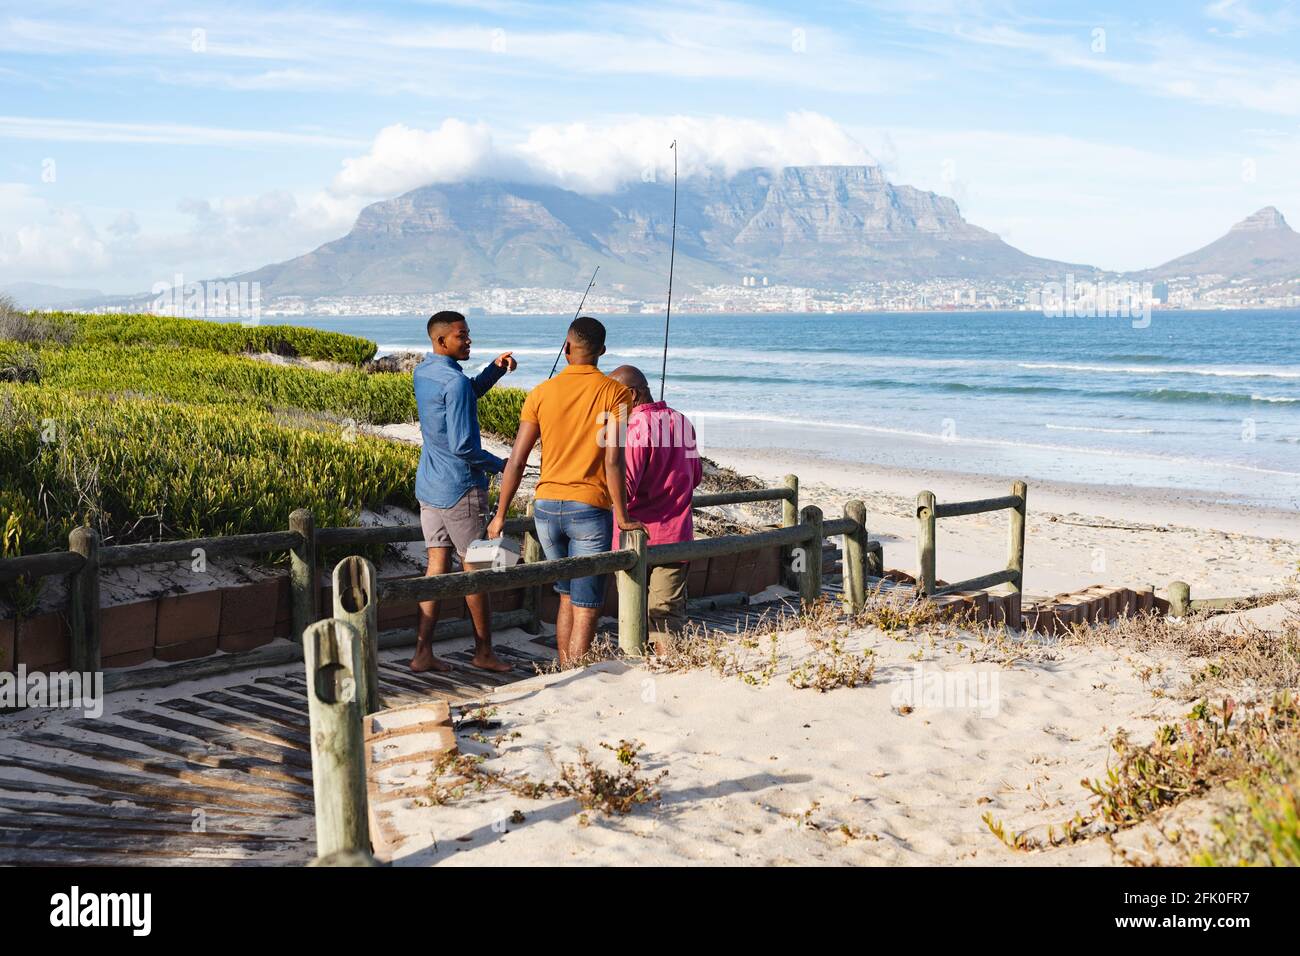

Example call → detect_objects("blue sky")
2 0 1300 292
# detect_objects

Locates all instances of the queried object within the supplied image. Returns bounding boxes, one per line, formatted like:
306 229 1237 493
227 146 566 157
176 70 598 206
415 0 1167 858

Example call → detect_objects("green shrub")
0 384 419 555
44 311 377 364
25 343 416 424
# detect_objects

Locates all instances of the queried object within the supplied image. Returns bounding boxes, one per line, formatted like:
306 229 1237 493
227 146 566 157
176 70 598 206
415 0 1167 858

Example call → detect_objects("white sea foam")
1045 424 1156 434
1019 361 1300 380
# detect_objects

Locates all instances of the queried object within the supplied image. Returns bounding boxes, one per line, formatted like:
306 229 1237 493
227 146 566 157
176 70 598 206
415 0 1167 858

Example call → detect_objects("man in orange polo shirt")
487 316 645 666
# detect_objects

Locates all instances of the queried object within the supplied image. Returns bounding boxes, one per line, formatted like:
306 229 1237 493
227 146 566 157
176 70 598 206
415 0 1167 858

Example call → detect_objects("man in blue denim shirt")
410 311 517 675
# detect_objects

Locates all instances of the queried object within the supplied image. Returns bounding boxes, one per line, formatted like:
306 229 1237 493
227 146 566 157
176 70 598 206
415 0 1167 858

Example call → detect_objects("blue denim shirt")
414 353 507 509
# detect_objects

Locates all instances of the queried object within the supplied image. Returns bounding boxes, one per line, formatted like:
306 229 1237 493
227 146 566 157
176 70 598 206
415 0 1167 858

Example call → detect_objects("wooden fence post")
798 505 823 609
521 501 544 635
916 491 937 597
290 508 318 643
1007 480 1027 597
781 474 799 588
842 500 868 614
302 618 371 861
866 540 884 579
333 556 380 716
68 527 100 673
617 529 648 656
1168 580 1191 618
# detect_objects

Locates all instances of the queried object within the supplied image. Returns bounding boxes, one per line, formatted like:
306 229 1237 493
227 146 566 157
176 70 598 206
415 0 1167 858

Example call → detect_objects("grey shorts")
419 487 488 558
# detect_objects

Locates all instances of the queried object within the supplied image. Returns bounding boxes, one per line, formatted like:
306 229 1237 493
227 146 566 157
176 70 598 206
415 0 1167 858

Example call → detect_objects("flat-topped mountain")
1141 206 1300 281
234 165 1092 298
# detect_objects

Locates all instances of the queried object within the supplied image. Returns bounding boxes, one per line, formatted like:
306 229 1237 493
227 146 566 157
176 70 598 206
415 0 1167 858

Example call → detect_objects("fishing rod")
659 140 678 401
548 266 600 379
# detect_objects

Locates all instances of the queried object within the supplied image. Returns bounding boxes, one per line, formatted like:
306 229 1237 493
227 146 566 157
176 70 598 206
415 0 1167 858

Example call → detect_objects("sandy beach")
357 596 1291 867
709 446 1300 600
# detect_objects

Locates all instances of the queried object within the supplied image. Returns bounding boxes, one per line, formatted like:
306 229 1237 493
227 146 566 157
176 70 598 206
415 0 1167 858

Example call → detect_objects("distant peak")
1231 206 1288 232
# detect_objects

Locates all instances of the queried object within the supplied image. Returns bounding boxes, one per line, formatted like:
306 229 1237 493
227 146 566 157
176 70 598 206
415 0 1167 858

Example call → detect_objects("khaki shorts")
419 487 488 558
648 562 688 637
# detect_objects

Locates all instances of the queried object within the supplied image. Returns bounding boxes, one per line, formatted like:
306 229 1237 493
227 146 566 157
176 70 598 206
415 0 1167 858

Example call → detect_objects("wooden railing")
0 477 848 674
368 496 859 656
914 480 1027 609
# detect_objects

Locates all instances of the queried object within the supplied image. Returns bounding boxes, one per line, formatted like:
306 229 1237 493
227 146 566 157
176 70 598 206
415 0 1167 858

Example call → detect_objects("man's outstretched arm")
470 352 516 397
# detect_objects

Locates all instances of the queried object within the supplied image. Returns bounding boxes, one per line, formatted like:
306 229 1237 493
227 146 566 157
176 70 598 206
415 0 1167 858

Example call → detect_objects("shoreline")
702 445 1300 599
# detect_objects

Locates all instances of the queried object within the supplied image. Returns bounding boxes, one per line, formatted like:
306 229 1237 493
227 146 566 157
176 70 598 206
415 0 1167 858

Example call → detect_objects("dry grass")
422 735 666 817
1042 603 1300 700
0 300 76 345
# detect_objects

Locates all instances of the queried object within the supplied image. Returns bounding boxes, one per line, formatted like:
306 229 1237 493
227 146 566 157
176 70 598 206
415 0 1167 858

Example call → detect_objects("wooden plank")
156 698 310 750
224 683 310 714
64 719 312 787
0 550 84 582
192 690 310 729
256 673 308 693
104 642 303 694
21 732 313 802
0 827 307 857
0 754 294 814
0 775 270 818
932 494 1023 519
114 708 312 769
381 548 636 603
99 530 300 568
221 683 309 712
0 846 269 867
418 652 518 687
0 796 283 832
0 810 306 843
648 524 811 567
377 663 491 699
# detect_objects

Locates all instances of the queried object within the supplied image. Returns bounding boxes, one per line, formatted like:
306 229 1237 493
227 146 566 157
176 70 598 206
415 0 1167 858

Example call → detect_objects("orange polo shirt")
521 364 634 510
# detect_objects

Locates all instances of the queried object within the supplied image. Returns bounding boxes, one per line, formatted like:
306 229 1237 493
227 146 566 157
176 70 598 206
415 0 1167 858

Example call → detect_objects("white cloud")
330 120 508 198
330 112 877 198
0 185 109 278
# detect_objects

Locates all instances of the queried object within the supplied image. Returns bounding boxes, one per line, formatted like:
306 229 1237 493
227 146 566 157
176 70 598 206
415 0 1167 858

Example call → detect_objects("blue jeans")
533 499 614 609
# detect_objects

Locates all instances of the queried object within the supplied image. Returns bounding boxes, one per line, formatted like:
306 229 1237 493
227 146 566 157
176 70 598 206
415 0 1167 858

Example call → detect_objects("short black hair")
569 315 606 353
427 310 466 338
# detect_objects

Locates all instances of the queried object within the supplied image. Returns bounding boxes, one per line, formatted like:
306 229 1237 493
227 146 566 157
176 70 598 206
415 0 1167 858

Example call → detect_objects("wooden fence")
2 476 873 674
915 480 1027 625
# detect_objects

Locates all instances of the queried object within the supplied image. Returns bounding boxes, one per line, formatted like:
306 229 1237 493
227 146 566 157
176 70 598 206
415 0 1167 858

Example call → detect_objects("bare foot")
410 643 453 673
469 643 513 673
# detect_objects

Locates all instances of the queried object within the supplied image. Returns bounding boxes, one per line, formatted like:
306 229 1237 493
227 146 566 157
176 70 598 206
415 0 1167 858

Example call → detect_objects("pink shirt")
615 401 703 546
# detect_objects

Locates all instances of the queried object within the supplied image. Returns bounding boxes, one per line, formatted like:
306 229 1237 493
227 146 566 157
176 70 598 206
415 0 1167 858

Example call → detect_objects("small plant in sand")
424 737 666 818
530 635 621 674
1191 775 1300 866
787 636 876 692
556 740 668 815
455 704 500 730
983 691 1300 854
647 619 782 686
854 588 937 634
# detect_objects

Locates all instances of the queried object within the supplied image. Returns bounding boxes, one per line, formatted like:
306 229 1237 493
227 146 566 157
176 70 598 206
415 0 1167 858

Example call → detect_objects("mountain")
235 166 1092 298
1 281 104 309
1140 207 1300 281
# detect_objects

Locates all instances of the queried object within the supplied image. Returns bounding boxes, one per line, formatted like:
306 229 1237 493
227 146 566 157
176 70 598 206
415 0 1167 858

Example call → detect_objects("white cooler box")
463 536 522 571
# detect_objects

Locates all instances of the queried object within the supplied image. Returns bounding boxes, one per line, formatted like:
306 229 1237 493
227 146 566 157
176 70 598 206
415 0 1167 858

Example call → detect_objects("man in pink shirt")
608 365 703 653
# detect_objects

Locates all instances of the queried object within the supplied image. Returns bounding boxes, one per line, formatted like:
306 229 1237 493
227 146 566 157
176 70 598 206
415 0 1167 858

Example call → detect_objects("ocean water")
270 310 1300 510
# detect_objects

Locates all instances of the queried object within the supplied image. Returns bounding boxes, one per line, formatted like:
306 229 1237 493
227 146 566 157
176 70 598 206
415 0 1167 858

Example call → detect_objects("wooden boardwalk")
0 588 828 867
